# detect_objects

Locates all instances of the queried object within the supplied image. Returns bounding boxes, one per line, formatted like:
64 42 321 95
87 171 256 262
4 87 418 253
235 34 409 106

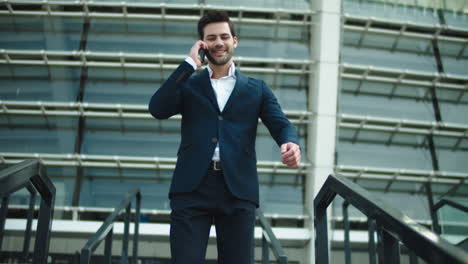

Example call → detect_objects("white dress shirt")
185 57 237 161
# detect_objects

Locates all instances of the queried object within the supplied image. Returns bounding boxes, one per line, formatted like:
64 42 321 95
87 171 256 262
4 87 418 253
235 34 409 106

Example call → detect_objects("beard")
206 48 234 66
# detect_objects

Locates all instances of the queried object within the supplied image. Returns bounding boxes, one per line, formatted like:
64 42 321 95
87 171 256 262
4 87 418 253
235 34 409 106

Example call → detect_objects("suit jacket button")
218 115 223 121
212 137 218 143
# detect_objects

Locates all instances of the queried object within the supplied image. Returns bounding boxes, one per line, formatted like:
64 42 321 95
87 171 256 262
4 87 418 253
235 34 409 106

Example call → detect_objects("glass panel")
436 146 468 172
342 46 438 72
339 128 428 147
79 178 172 209
343 0 439 24
82 118 181 157
0 16 83 51
84 68 165 104
336 141 433 170
443 9 468 28
84 68 307 109
0 65 80 101
86 19 310 59
338 92 435 121
260 184 304 215
0 116 78 153
88 20 196 54
441 56 468 76
438 198 468 244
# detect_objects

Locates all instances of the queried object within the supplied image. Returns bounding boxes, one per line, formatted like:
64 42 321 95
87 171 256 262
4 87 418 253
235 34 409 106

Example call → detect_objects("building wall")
1 0 467 263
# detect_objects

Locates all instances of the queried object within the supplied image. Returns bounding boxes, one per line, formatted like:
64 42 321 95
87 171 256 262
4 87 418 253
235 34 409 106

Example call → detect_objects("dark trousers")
169 168 256 264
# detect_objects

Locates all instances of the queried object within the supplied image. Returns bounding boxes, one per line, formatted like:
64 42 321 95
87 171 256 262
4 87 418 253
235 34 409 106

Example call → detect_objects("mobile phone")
199 48 208 63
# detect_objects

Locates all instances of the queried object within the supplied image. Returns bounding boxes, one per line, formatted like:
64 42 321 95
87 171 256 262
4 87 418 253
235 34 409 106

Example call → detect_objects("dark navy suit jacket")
148 61 299 205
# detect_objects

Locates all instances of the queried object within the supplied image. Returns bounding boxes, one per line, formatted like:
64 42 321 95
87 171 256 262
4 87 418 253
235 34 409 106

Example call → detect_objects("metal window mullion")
0 12 311 27
343 63 467 79
340 113 468 131
0 153 308 175
1 100 311 118
338 172 461 185
1 48 311 67
340 122 468 138
4 0 314 15
0 107 308 124
342 73 467 91
344 14 468 39
336 165 467 179
0 59 308 74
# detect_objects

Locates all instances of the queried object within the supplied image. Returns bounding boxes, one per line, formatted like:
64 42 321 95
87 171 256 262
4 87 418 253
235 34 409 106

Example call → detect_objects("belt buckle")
213 161 222 171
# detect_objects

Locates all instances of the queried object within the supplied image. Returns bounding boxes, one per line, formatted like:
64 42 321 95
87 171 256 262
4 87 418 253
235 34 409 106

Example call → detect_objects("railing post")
22 184 36 263
262 232 269 264
409 251 419 264
0 196 9 257
80 248 91 264
121 203 131 264
377 226 400 264
132 193 141 264
368 218 377 264
278 255 288 264
33 197 55 264
315 202 329 264
343 201 351 264
104 227 113 264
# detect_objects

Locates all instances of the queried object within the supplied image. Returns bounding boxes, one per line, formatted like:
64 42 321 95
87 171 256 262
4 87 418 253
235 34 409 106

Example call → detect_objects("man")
148 10 301 264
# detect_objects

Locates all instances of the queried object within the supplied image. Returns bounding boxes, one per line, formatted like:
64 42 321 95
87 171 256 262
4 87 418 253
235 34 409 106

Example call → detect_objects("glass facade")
0 0 311 216
336 0 468 242
1 0 467 261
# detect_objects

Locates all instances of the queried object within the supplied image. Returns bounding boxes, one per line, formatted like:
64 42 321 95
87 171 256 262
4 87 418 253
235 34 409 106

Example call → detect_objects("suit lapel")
222 69 247 114
198 68 221 113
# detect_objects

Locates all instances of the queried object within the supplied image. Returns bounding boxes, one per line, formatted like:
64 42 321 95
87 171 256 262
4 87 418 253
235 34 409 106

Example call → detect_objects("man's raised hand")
189 40 208 68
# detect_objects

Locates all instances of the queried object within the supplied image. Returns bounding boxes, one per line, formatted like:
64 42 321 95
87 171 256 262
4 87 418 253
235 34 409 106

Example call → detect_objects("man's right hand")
189 40 208 68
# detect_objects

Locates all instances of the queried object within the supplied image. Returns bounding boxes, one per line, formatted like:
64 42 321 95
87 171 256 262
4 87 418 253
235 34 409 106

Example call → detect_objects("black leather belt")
210 160 222 171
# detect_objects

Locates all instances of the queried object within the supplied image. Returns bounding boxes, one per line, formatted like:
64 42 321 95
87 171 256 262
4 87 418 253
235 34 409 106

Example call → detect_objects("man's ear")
233 36 238 48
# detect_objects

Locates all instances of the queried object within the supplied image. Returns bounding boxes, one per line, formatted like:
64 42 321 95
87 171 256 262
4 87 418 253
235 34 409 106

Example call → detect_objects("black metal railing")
315 174 468 264
432 198 468 235
256 208 288 264
0 159 56 264
80 188 141 264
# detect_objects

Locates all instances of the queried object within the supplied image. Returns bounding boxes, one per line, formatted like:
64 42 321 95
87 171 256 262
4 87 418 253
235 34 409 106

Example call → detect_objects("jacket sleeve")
259 80 300 147
148 61 195 119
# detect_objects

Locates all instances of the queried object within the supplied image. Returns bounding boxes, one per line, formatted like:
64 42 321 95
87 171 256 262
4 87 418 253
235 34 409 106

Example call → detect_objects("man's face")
203 22 238 66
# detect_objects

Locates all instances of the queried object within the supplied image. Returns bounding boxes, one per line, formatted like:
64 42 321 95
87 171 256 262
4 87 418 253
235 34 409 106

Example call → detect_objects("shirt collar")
207 63 236 80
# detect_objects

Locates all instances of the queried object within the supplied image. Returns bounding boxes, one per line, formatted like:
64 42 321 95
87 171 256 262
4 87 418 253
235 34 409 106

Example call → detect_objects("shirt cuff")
185 57 197 70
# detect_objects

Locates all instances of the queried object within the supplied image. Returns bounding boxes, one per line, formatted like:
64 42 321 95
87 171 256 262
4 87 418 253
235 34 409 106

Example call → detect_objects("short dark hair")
197 10 236 40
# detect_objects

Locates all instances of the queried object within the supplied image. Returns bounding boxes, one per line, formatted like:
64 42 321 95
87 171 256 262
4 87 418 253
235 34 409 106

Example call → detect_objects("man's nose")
214 37 224 47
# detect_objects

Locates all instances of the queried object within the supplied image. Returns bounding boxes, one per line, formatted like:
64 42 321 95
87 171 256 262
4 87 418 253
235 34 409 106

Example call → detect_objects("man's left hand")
280 142 301 168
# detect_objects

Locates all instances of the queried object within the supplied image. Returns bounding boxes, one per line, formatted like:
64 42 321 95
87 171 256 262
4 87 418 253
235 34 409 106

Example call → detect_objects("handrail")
314 174 468 264
256 208 288 264
431 198 468 235
0 159 56 264
80 188 141 264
